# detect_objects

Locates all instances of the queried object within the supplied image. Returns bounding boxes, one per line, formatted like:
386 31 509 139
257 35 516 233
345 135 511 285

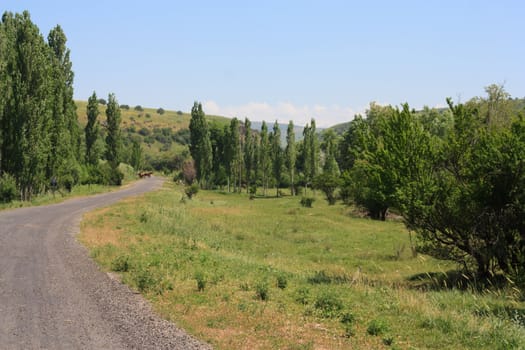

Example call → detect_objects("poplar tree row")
0 11 123 201
188 101 324 196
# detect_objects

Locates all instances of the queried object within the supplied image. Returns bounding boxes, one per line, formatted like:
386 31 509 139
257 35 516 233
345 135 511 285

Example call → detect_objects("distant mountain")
250 121 306 144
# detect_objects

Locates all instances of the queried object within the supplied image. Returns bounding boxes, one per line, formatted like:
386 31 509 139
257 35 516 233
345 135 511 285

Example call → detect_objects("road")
0 177 210 350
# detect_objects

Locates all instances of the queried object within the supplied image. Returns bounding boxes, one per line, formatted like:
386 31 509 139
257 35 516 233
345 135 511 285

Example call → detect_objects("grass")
79 182 525 349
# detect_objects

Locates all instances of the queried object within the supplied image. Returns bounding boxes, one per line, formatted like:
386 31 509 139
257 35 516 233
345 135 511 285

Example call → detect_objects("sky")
2 1 524 127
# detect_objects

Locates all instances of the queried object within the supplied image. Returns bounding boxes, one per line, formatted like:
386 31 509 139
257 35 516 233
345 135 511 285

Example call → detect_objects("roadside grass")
79 182 525 349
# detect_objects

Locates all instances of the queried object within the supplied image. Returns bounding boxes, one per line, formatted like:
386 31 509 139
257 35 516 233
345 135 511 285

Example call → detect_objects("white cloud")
201 101 363 127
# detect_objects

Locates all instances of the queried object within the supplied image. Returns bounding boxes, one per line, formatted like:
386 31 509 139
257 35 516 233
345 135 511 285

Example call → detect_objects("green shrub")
111 255 130 272
314 290 343 317
133 267 157 292
367 318 390 336
295 287 310 305
195 271 207 291
255 280 269 301
0 173 17 203
276 274 288 289
185 183 199 199
300 197 315 208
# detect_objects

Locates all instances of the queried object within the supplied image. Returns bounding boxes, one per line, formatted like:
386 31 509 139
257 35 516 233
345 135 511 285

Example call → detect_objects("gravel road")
0 177 211 350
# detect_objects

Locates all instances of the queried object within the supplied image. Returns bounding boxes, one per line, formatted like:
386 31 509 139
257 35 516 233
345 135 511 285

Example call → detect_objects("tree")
302 119 319 194
259 121 271 195
313 172 341 205
321 129 340 176
0 11 54 200
228 118 242 192
403 100 525 280
271 121 283 196
244 118 256 194
285 121 296 195
105 93 122 168
188 102 212 188
209 123 227 187
157 107 165 115
85 92 100 165
130 140 143 171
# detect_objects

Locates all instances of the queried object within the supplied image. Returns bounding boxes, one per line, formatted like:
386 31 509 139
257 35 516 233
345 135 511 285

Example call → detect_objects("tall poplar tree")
243 118 256 194
302 123 311 194
229 118 242 192
259 121 271 196
0 11 53 199
85 92 100 165
189 102 212 187
271 120 283 196
105 93 121 168
285 121 296 195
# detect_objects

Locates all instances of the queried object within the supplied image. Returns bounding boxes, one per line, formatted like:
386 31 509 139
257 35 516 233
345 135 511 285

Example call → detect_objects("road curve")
0 177 210 350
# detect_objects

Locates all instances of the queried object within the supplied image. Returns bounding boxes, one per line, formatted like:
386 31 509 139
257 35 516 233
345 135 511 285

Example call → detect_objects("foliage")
156 107 165 115
285 121 297 195
367 318 390 336
189 102 212 187
404 99 525 280
255 280 269 301
185 183 199 199
85 92 100 165
300 197 315 208
0 173 17 202
111 255 130 272
195 271 207 291
134 105 143 111
271 121 284 195
313 172 341 205
105 93 122 169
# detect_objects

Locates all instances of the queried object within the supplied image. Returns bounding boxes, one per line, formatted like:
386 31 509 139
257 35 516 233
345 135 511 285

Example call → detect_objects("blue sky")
2 1 524 127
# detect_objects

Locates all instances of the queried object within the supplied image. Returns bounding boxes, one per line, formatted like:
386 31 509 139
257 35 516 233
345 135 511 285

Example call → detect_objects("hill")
75 101 230 172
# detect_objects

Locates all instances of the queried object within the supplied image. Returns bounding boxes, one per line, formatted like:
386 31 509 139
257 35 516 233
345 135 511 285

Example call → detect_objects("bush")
156 107 165 115
276 274 288 289
185 183 199 199
367 318 390 336
134 105 143 111
255 280 269 301
314 290 343 317
300 197 315 208
107 165 124 186
195 271 207 291
133 267 157 292
97 98 106 105
0 173 17 203
295 287 310 305
176 110 183 115
120 104 130 110
111 255 130 272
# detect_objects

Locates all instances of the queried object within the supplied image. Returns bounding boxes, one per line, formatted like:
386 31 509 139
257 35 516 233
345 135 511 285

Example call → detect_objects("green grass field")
79 182 525 349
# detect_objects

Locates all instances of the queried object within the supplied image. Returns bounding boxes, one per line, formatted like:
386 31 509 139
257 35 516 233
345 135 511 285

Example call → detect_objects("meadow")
79 181 525 349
